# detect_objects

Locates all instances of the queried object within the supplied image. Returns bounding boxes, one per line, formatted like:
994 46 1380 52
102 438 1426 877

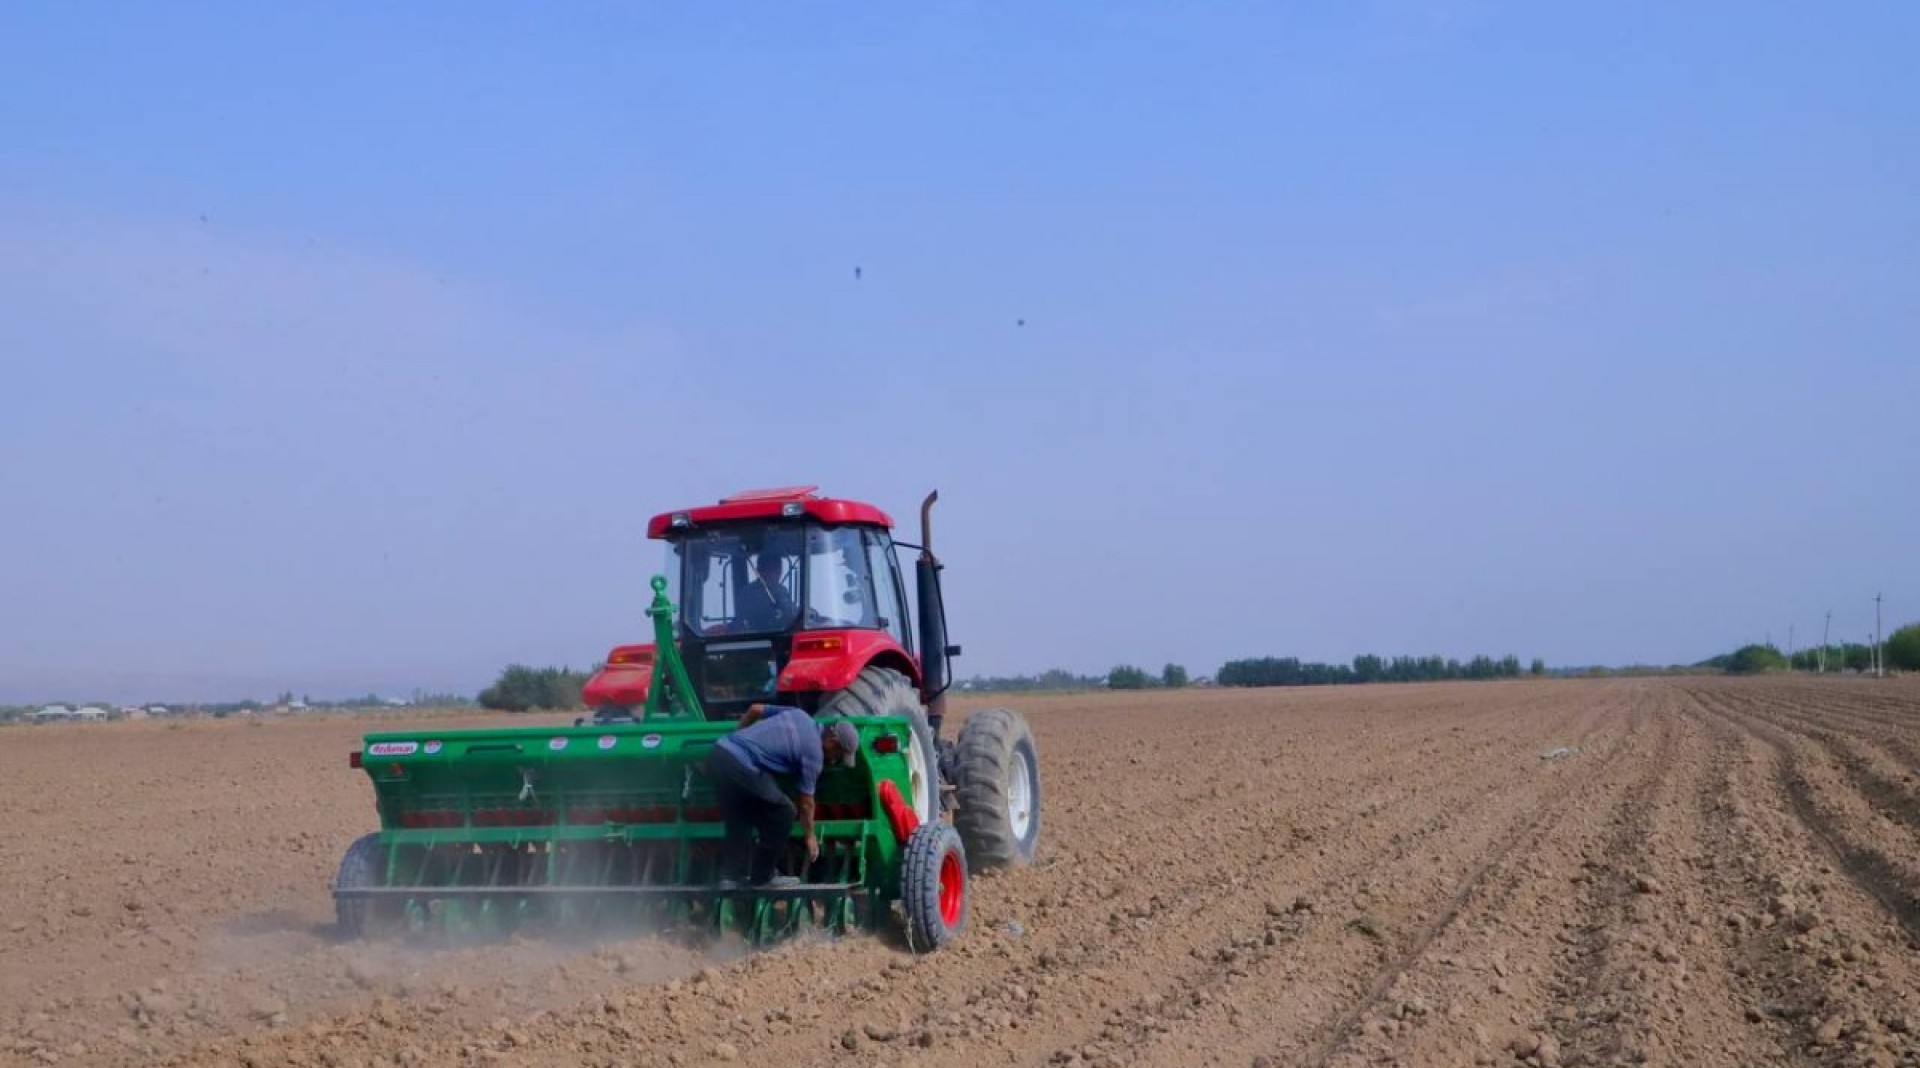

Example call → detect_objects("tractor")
332 487 1040 951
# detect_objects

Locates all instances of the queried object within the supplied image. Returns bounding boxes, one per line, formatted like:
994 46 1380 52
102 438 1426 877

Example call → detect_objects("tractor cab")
670 517 899 643
583 487 958 725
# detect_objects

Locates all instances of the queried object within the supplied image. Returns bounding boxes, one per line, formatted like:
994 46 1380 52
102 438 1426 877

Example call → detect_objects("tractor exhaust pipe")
919 491 938 557
916 491 953 735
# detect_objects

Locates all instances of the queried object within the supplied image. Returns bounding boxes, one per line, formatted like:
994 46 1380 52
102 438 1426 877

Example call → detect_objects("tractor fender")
877 779 921 844
777 632 921 694
583 644 655 709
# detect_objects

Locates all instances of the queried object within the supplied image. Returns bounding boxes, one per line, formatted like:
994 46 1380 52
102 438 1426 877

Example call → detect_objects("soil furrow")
1679 683 1920 1064
1684 685 1920 948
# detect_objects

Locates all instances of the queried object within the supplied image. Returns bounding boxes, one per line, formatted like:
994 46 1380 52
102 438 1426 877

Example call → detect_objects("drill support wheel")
900 822 968 952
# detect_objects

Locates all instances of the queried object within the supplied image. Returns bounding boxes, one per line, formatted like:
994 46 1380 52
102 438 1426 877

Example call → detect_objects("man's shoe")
753 874 801 890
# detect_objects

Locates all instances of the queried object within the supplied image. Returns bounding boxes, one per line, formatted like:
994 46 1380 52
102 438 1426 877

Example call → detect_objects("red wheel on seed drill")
901 822 967 951
939 850 963 926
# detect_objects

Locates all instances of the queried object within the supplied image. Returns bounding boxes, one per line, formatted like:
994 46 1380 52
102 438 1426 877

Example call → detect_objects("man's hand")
736 704 766 729
797 795 817 865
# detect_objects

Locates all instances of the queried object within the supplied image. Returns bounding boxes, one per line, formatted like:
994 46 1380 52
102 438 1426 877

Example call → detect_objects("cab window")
805 526 877 628
865 530 910 648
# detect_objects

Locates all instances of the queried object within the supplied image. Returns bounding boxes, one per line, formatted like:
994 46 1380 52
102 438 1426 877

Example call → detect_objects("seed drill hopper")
334 488 1041 951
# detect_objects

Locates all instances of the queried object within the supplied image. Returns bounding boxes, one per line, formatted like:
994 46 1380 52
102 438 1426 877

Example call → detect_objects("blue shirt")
717 705 824 796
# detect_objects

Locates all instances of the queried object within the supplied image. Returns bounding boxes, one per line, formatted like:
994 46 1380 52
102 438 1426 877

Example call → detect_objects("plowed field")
5 677 1920 1067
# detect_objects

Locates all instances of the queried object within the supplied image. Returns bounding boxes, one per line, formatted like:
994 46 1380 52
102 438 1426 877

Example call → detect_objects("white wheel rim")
1007 748 1034 840
907 731 935 823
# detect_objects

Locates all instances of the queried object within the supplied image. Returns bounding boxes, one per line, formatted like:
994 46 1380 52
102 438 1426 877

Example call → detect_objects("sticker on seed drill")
367 741 418 757
597 735 617 750
641 733 663 750
422 740 443 755
548 737 569 751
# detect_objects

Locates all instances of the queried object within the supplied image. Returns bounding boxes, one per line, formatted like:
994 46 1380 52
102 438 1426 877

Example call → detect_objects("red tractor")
581 486 1040 869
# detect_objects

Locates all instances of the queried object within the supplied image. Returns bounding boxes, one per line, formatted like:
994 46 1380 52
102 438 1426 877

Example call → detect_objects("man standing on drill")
705 703 858 889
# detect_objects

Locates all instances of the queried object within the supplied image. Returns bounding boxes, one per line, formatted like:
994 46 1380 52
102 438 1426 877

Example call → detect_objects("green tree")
479 664 588 712
1724 644 1786 675
1107 665 1153 690
1885 623 1920 672
1529 658 1546 677
1162 663 1189 688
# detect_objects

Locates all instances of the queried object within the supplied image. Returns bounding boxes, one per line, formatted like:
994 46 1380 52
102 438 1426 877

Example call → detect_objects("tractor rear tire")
952 708 1041 868
333 833 390 939
901 821 968 952
819 666 939 824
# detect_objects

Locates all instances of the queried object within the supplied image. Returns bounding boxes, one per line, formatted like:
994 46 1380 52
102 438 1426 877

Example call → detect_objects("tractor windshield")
665 522 882 637
668 525 803 637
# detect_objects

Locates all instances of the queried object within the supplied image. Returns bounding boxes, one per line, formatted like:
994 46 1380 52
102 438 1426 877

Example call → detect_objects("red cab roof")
645 486 895 539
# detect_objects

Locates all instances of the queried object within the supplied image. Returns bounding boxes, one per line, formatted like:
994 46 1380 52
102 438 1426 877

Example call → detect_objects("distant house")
120 706 149 719
73 706 110 720
146 706 170 716
32 705 73 722
288 700 310 712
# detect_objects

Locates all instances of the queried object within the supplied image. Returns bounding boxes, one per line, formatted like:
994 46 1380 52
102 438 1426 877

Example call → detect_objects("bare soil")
4 677 1920 1067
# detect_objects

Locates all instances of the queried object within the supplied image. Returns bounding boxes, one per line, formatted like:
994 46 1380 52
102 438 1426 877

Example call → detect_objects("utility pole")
1821 610 1832 673
1788 625 1795 672
1875 593 1884 677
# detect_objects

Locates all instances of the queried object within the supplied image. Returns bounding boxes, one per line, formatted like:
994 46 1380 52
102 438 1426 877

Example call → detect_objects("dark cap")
826 720 859 767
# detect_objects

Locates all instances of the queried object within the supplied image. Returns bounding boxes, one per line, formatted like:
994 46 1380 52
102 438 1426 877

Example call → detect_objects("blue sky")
2 2 1914 702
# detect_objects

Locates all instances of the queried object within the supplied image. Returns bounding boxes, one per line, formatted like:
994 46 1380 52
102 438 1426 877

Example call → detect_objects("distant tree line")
1704 624 1920 675
0 691 474 722
1216 653 1533 687
960 668 1107 693
1105 664 1190 690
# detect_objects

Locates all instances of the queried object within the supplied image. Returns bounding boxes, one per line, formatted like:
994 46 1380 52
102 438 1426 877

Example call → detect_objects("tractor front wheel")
952 708 1041 868
900 822 968 952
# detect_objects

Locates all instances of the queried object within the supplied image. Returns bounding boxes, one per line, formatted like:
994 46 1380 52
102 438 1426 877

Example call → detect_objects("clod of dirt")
1503 1031 1537 1056
344 960 380 989
136 993 182 1018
